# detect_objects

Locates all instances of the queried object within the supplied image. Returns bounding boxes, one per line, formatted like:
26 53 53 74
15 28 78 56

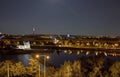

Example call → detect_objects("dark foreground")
0 55 120 77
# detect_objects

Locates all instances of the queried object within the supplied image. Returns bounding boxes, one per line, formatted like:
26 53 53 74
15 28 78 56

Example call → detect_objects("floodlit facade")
17 41 31 49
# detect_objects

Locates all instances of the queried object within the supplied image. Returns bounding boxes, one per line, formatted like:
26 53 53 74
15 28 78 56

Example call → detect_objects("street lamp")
35 54 50 77
7 63 9 77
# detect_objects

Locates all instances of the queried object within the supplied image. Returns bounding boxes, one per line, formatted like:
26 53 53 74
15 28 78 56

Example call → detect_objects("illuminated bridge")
0 44 120 56
0 34 120 56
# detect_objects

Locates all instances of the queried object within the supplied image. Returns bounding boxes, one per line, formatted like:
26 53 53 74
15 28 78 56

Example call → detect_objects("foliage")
47 66 56 77
12 62 26 77
0 56 120 77
26 57 40 76
109 61 120 77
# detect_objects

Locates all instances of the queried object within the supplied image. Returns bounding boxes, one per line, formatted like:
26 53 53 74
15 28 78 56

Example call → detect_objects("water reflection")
49 51 85 67
0 50 120 67
18 54 30 66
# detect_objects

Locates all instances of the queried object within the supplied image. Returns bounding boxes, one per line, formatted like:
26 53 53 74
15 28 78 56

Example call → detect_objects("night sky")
0 0 120 36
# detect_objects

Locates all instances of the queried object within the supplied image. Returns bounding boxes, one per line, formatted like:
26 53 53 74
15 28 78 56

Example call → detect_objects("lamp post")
44 57 46 77
36 54 50 77
7 63 9 77
38 62 40 77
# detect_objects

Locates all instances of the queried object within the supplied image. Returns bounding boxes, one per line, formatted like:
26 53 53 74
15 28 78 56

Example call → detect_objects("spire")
32 27 35 35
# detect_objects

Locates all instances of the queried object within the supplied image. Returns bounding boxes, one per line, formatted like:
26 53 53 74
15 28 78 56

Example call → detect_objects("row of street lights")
35 54 50 77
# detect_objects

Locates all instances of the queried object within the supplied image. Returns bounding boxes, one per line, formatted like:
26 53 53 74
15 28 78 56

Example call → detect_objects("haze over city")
0 0 120 36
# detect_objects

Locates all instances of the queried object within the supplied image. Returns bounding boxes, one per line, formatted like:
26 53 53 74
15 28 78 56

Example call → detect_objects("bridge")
0 34 120 56
0 44 120 56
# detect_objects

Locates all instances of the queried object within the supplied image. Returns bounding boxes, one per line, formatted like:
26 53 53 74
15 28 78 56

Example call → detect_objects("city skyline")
0 0 120 36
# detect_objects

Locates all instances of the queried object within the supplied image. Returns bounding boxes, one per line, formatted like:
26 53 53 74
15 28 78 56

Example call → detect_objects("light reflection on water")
49 51 85 67
0 50 85 67
0 50 120 67
17 50 85 67
18 54 30 66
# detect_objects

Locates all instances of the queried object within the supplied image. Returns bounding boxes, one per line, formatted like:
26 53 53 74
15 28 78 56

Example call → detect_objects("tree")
26 57 40 77
109 61 120 77
72 60 82 77
47 66 56 77
59 61 72 77
12 62 26 77
88 57 104 77
0 60 14 77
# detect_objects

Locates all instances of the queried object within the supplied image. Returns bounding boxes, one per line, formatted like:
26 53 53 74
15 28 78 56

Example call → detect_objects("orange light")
36 54 40 58
46 56 50 59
